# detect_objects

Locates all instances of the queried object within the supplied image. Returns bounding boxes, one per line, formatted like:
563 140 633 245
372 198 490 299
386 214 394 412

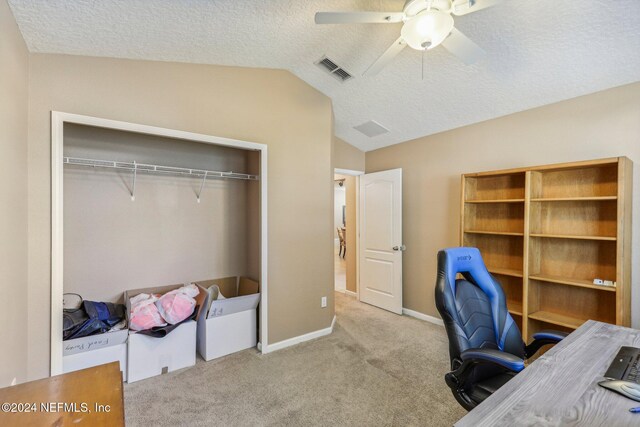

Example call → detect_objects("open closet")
51 112 267 379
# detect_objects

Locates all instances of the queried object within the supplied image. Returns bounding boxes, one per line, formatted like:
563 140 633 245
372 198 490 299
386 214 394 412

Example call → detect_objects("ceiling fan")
315 0 502 76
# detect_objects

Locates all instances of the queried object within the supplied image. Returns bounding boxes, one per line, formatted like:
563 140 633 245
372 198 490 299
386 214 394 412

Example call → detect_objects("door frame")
51 112 269 375
334 168 364 299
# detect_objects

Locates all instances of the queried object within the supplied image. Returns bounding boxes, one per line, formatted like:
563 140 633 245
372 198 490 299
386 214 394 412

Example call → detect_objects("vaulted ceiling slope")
9 0 640 151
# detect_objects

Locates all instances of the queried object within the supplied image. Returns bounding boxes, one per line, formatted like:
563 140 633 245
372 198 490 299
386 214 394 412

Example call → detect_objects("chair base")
446 371 516 411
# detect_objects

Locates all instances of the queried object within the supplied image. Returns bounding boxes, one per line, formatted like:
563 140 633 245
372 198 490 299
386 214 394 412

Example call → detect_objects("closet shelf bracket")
131 161 137 201
197 171 208 203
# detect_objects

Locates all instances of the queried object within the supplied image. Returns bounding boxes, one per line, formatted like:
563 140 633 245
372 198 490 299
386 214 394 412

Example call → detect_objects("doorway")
333 169 362 299
334 174 347 293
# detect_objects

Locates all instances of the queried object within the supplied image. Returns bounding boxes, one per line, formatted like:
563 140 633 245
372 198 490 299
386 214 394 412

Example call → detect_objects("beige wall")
333 136 365 172
27 54 335 380
0 0 28 386
366 83 640 327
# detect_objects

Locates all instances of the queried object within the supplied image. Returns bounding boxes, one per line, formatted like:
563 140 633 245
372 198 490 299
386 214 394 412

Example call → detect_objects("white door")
359 169 403 314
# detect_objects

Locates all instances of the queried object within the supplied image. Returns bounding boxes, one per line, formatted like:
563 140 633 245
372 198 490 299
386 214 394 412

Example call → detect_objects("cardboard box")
63 329 128 356
125 284 206 383
63 343 127 381
195 277 260 361
62 323 128 381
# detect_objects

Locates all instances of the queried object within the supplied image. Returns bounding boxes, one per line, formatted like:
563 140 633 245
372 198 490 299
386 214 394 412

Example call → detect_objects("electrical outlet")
321 296 327 308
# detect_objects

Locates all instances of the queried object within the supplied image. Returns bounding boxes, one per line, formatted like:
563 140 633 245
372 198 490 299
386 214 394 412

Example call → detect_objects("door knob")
393 245 407 251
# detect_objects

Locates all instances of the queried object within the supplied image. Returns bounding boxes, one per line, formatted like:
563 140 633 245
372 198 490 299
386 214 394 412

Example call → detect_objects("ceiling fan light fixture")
401 10 454 50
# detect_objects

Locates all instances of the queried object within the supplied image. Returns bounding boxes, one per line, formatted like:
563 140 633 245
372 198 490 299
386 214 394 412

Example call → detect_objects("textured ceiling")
9 0 640 151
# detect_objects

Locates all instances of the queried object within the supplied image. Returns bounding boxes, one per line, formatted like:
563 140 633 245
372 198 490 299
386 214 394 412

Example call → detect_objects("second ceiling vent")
315 56 353 82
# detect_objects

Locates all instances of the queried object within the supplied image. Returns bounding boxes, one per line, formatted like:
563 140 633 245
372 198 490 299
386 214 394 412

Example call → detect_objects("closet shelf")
63 157 259 181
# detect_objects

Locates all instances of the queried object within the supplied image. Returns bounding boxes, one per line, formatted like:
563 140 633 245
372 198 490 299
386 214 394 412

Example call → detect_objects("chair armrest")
460 348 525 372
445 349 524 404
525 329 569 358
532 330 569 342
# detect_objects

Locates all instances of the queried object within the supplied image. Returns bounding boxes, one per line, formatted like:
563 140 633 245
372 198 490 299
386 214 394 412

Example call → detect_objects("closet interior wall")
63 123 260 303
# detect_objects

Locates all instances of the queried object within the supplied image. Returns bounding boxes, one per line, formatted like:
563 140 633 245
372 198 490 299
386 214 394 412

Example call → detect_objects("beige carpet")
124 292 467 426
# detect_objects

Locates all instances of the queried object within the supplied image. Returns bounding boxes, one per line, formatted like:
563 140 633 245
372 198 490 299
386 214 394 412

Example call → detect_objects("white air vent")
315 56 353 82
354 120 390 138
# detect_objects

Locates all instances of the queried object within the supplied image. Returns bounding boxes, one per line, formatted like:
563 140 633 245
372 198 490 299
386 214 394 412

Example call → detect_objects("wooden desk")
456 320 640 427
0 362 124 427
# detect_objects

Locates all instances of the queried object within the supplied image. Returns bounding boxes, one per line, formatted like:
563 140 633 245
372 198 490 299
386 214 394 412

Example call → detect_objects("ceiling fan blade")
315 12 404 25
363 37 407 76
451 0 503 16
441 28 485 65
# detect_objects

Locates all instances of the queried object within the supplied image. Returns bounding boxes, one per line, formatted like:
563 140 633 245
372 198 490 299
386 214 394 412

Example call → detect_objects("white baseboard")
345 290 357 298
264 315 337 353
402 308 444 326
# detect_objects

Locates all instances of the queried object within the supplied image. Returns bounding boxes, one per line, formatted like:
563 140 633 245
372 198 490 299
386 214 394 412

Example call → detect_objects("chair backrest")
337 228 345 244
435 247 524 363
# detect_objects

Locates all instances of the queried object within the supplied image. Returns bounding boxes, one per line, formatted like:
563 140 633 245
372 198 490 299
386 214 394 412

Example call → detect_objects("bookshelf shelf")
529 274 616 292
529 233 616 241
528 311 583 330
466 199 525 204
465 230 524 237
531 196 617 202
488 268 523 278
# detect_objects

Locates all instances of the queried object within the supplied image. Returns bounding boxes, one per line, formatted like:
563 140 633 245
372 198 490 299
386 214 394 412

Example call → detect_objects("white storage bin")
125 284 205 383
62 329 128 381
196 277 260 361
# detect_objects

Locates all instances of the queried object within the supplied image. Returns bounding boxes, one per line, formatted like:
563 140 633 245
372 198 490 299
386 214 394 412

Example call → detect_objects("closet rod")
63 157 259 181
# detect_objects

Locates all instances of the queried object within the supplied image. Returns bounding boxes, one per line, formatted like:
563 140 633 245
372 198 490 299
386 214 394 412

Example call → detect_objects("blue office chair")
435 247 568 410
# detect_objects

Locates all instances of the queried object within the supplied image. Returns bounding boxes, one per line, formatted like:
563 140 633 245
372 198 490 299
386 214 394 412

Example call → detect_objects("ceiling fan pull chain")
422 46 425 81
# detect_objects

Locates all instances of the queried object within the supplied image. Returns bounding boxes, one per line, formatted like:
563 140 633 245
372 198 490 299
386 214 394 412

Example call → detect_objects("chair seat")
467 371 517 404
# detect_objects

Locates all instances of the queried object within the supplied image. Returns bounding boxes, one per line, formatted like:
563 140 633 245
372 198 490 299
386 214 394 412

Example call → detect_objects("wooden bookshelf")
461 157 632 340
